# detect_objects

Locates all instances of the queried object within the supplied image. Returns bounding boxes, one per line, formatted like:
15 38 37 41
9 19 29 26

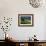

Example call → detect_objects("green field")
21 17 31 24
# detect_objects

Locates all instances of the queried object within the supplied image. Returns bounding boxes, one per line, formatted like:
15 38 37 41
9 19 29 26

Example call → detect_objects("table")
5 39 46 46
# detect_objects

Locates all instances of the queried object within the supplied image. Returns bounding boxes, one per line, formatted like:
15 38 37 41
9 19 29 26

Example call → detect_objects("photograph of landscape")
18 14 33 26
21 16 31 24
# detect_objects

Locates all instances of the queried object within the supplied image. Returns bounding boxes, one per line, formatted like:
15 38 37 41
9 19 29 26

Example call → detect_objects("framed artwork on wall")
18 14 34 27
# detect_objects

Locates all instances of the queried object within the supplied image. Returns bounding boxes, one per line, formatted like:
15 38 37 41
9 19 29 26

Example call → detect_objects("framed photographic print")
18 14 34 26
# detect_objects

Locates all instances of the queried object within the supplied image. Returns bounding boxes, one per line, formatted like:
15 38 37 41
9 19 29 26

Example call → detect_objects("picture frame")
18 14 34 27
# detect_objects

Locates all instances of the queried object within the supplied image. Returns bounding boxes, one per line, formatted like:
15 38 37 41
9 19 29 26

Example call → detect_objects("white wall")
0 0 46 40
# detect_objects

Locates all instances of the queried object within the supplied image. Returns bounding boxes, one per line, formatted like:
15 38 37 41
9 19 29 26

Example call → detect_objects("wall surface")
0 0 46 40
